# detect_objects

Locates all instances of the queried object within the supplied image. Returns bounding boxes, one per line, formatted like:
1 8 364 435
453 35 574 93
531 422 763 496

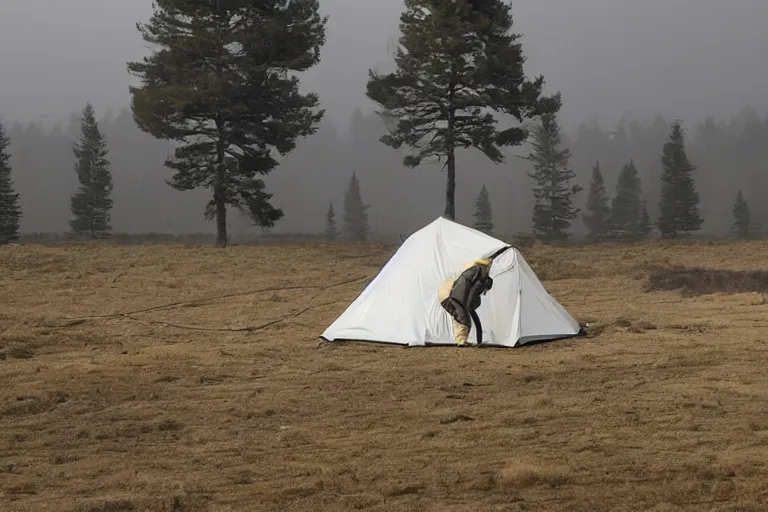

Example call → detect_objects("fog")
1 0 767 237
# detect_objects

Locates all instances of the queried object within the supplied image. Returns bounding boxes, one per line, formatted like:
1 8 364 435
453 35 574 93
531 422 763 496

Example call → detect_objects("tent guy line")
83 299 342 333
51 274 372 331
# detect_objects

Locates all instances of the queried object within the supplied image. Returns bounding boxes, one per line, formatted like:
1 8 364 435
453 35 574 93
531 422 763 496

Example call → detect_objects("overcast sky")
1 0 766 132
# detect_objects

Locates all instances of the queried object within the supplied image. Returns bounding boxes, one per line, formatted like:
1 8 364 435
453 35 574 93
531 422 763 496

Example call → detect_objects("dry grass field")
3 240 768 511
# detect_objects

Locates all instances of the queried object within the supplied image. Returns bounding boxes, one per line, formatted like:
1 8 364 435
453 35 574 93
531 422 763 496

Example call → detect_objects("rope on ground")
116 300 340 332
54 274 371 331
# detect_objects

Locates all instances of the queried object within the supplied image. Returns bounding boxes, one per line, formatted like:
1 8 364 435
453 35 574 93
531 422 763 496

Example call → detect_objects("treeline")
1 105 766 244
440 115 755 243
336 109 764 243
566 108 766 240
16 231 338 245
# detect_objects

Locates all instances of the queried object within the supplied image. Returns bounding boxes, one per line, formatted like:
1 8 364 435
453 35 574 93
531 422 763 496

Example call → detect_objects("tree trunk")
215 119 228 248
444 67 457 221
444 101 456 220
445 147 456 220
214 184 227 247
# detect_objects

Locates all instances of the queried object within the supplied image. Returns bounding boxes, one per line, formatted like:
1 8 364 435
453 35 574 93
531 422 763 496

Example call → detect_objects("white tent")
321 217 582 348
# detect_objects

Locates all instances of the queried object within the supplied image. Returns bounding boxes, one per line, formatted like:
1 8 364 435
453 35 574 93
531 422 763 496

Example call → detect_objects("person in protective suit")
437 246 512 345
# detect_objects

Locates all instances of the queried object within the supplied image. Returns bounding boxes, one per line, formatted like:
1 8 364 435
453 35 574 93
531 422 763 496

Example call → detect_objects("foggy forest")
1 0 767 243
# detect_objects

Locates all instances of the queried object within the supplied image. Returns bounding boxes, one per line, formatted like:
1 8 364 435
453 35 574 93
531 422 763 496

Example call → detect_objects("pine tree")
528 113 582 243
128 0 327 247
473 184 493 235
0 122 21 244
69 103 113 239
610 160 642 238
324 201 338 241
732 189 751 239
366 0 560 220
657 121 703 238
343 172 370 242
582 161 611 241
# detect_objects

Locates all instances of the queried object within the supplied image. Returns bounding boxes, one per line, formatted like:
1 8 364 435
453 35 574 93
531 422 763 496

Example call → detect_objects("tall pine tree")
473 184 493 235
69 103 113 239
324 201 338 241
732 189 751 239
128 0 327 247
343 172 370 242
366 0 560 220
610 160 642 238
657 121 703 238
528 113 582 243
0 122 21 244
582 161 611 242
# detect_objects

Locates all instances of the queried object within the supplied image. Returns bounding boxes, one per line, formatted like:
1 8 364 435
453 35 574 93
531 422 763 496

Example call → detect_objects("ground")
2 240 768 512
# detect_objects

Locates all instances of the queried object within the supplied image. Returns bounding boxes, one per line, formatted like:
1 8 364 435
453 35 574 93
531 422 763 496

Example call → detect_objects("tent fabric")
320 216 581 348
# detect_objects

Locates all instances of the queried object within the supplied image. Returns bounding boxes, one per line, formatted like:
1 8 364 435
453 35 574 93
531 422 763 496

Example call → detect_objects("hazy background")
1 0 767 237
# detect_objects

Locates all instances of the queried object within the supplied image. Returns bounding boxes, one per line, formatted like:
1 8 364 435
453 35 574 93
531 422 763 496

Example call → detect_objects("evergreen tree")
0 122 21 244
582 161 611 241
529 113 582 243
638 201 652 238
69 103 113 239
366 0 560 220
610 160 642 238
128 0 327 247
473 184 493 235
343 172 370 242
732 189 751 239
657 121 703 238
324 201 338 241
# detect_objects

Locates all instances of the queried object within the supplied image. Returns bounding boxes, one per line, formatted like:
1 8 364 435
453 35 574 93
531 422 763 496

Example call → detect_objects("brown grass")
3 240 768 511
499 462 570 489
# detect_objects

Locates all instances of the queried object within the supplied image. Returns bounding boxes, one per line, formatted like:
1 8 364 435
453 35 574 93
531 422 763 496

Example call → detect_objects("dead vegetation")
2 240 768 511
647 265 768 295
499 463 570 489
0 342 34 360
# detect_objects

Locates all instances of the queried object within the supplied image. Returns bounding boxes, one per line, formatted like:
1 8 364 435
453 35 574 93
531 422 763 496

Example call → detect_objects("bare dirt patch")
2 240 768 511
